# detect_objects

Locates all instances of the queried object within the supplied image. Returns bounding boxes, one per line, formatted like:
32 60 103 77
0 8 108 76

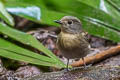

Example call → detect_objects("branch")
71 45 120 67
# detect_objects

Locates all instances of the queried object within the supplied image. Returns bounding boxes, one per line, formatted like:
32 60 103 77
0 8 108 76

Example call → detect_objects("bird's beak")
54 20 62 24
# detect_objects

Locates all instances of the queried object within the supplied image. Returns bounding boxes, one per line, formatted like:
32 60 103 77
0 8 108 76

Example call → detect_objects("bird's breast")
57 32 85 49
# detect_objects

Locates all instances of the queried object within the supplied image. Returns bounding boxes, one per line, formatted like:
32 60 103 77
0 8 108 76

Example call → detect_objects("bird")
54 16 90 70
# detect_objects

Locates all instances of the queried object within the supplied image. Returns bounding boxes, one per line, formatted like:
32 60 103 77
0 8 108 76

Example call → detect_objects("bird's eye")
68 21 72 25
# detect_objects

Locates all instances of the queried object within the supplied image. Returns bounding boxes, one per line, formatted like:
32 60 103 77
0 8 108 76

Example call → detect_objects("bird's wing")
81 31 89 42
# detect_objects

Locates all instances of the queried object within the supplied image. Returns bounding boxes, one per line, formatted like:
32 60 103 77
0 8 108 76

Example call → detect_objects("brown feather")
57 31 90 59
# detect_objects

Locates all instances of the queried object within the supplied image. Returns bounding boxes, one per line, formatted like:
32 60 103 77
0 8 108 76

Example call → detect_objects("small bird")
54 16 90 70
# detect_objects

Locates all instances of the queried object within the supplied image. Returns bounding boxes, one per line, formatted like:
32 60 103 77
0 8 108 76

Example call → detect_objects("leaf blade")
0 23 65 67
0 1 14 26
0 38 55 63
0 48 62 68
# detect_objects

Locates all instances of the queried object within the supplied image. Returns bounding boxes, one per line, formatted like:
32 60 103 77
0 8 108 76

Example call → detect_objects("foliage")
4 0 120 42
0 0 120 68
0 1 14 26
0 1 66 68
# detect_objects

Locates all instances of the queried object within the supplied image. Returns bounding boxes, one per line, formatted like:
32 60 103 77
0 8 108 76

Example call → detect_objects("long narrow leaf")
0 23 64 66
0 48 63 68
0 1 14 26
5 0 120 42
0 38 56 63
79 0 120 24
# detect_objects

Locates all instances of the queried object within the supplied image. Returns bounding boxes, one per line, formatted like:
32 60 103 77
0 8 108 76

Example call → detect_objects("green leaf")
80 0 120 22
0 38 55 63
0 1 14 26
6 6 66 26
0 22 66 67
103 0 120 20
4 0 120 42
0 48 60 67
6 6 41 23
108 0 120 10
45 0 120 30
0 38 65 68
83 17 120 42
